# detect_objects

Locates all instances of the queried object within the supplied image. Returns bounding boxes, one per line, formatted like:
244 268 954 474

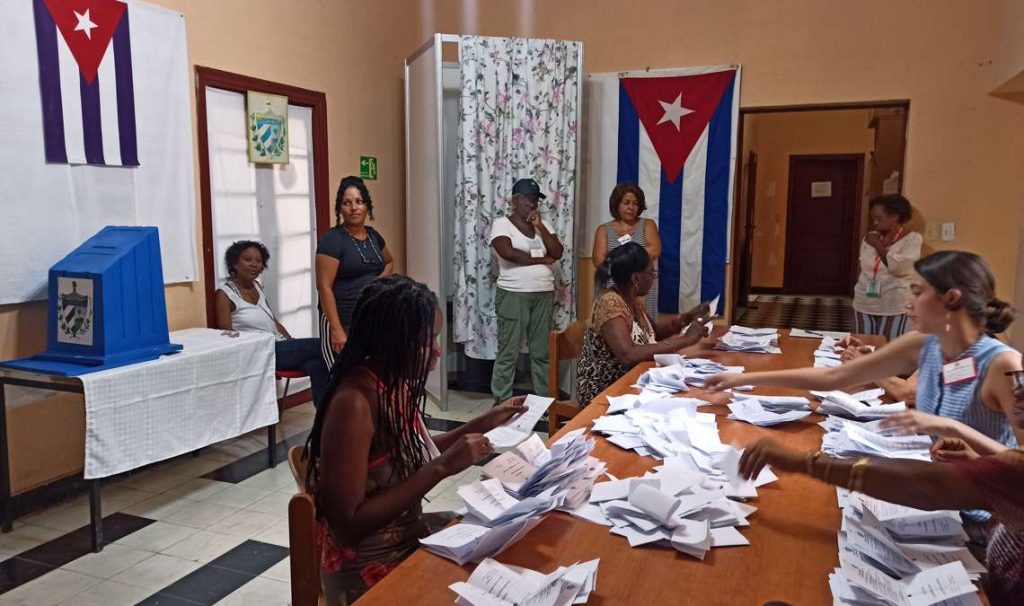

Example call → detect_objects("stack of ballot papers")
715 326 782 354
819 417 933 460
484 394 555 449
420 515 546 566
828 491 984 605
789 328 852 339
480 430 604 509
449 558 599 606
814 336 845 368
577 452 771 559
730 393 812 411
637 358 747 392
590 396 720 461
727 398 812 426
813 389 907 420
457 480 562 527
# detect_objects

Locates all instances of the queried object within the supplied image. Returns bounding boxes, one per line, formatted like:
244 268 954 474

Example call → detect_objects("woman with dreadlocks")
306 275 528 603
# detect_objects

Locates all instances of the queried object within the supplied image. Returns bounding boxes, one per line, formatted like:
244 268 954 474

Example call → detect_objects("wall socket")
924 223 938 241
941 222 956 242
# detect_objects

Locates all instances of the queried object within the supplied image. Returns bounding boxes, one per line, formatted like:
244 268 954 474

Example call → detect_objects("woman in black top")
316 176 394 366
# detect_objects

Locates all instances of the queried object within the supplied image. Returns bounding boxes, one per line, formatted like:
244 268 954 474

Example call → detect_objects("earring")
944 312 951 333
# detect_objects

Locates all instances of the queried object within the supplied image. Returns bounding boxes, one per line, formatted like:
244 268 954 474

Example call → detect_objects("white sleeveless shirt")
218 281 284 341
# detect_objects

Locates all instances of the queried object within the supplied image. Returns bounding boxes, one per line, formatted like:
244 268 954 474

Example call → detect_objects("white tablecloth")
80 328 278 479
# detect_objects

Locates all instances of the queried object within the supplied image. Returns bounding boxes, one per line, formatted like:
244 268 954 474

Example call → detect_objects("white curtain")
453 35 581 360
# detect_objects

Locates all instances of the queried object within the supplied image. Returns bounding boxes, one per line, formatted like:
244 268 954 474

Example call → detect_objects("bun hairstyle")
913 251 1017 335
596 242 650 289
334 175 373 224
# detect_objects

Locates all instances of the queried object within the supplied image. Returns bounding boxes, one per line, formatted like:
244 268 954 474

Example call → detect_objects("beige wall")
0 0 421 360
746 109 875 288
427 0 1024 324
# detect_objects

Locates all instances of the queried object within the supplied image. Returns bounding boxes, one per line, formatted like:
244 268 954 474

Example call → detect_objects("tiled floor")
736 294 855 332
0 389 537 605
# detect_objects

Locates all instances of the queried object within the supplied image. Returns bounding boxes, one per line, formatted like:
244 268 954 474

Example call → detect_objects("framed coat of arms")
247 91 289 164
56 276 93 345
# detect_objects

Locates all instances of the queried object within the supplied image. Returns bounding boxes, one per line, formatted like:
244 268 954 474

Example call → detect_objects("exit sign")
359 156 378 180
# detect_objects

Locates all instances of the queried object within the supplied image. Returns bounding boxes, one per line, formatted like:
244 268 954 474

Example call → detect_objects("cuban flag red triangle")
42 0 126 84
622 70 736 183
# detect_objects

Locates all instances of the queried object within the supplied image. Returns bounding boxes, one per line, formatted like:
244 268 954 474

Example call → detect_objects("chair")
547 321 587 435
287 445 324 606
266 369 308 469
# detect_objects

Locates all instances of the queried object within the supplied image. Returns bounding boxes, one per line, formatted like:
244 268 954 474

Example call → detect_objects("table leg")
0 382 11 533
267 425 277 469
89 479 103 552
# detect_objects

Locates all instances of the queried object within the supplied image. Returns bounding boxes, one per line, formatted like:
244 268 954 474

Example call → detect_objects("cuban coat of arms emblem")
57 277 94 345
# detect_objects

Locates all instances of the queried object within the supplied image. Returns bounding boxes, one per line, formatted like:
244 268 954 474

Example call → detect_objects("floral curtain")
453 36 581 360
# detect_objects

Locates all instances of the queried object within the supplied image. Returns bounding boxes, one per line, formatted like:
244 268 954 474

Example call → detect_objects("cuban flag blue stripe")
80 74 105 165
658 164 684 313
32 0 67 164
700 74 735 310
616 83 640 185
113 9 139 166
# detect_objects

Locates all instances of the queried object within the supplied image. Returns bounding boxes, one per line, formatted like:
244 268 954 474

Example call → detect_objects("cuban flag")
33 0 138 166
585 66 740 315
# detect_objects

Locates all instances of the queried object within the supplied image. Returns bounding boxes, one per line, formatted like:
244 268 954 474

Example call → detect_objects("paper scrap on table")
449 557 600 606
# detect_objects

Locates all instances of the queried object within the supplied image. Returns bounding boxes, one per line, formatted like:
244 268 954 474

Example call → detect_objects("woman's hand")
331 326 347 354
681 301 711 324
434 434 494 476
703 372 744 392
864 231 885 252
528 211 542 227
670 319 706 348
879 410 954 437
475 396 529 432
930 437 979 462
739 438 804 480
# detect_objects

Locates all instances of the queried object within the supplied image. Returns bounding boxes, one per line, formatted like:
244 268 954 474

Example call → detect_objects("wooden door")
733 151 758 309
783 155 863 295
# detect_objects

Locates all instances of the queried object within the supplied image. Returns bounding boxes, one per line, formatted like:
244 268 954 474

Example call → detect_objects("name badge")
530 248 544 258
942 357 977 386
617 234 633 245
865 278 881 298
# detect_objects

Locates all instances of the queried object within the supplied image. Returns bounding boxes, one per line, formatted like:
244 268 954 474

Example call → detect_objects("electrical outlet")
941 222 956 242
924 222 938 241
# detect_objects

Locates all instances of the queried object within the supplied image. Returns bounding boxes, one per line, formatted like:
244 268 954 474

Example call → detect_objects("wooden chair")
287 445 324 606
547 321 587 435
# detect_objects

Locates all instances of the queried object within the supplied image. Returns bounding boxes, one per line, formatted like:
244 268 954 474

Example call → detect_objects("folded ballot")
484 394 555 449
815 390 907 420
448 557 600 606
714 326 782 354
727 399 812 427
820 417 932 461
421 515 545 566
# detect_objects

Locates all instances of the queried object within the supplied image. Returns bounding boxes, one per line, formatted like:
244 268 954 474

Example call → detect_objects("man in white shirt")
489 179 565 403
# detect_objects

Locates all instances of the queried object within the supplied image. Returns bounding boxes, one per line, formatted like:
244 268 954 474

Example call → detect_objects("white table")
0 328 278 551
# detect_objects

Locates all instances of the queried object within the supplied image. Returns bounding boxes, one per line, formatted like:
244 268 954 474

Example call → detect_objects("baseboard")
750 287 783 294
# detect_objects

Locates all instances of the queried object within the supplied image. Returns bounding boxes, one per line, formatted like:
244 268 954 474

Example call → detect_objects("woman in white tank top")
214 240 329 409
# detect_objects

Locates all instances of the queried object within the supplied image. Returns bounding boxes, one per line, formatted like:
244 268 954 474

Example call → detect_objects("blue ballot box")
1 227 182 376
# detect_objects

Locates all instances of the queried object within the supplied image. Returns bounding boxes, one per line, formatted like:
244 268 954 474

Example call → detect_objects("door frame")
781 153 865 295
194 66 330 327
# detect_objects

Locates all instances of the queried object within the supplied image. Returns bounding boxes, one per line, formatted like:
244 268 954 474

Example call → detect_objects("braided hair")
305 275 439 508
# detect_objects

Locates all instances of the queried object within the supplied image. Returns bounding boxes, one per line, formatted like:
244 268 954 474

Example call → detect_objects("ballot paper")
730 393 812 411
653 353 686 367
727 399 812 426
789 328 852 339
839 556 977 606
448 557 600 606
715 326 782 354
421 514 545 566
458 480 562 527
821 418 932 461
484 395 555 449
816 390 907 420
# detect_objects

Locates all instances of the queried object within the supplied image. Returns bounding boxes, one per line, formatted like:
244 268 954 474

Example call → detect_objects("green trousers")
491 288 553 402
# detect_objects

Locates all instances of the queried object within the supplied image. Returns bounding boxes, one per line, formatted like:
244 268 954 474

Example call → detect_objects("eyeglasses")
645 269 659 280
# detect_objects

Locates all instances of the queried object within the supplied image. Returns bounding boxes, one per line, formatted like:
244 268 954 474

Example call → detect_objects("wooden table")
360 328 886 605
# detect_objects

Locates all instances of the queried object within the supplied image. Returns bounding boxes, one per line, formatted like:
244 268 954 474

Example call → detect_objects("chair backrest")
287 445 322 606
548 320 587 399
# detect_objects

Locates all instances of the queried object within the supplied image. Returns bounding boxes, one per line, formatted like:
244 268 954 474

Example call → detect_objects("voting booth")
1 226 181 376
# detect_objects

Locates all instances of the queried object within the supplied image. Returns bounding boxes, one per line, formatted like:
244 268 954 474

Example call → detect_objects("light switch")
924 223 938 241
941 222 955 242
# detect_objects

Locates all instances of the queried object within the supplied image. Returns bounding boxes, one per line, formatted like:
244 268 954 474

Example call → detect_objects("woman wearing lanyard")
852 194 922 340
706 250 1023 455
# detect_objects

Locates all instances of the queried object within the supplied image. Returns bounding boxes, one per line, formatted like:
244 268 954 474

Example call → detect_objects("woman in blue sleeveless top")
706 251 1023 455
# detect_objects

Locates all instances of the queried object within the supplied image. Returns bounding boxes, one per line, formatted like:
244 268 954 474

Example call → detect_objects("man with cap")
489 178 565 403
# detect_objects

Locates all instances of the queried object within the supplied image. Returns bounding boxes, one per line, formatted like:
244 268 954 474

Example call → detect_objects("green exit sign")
359 156 378 180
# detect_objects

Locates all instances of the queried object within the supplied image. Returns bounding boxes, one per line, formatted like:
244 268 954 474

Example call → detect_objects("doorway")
783 154 863 295
730 102 909 327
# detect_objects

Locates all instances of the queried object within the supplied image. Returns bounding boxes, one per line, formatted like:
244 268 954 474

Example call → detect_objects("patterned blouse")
576 289 654 407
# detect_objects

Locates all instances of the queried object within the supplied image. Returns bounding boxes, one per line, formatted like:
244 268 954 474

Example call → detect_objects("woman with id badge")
852 194 922 340
489 181 565 404
592 183 662 321
706 250 1023 456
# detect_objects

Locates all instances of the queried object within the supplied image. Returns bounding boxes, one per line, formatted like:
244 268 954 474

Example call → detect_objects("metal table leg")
0 381 11 533
267 424 277 469
89 479 102 552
